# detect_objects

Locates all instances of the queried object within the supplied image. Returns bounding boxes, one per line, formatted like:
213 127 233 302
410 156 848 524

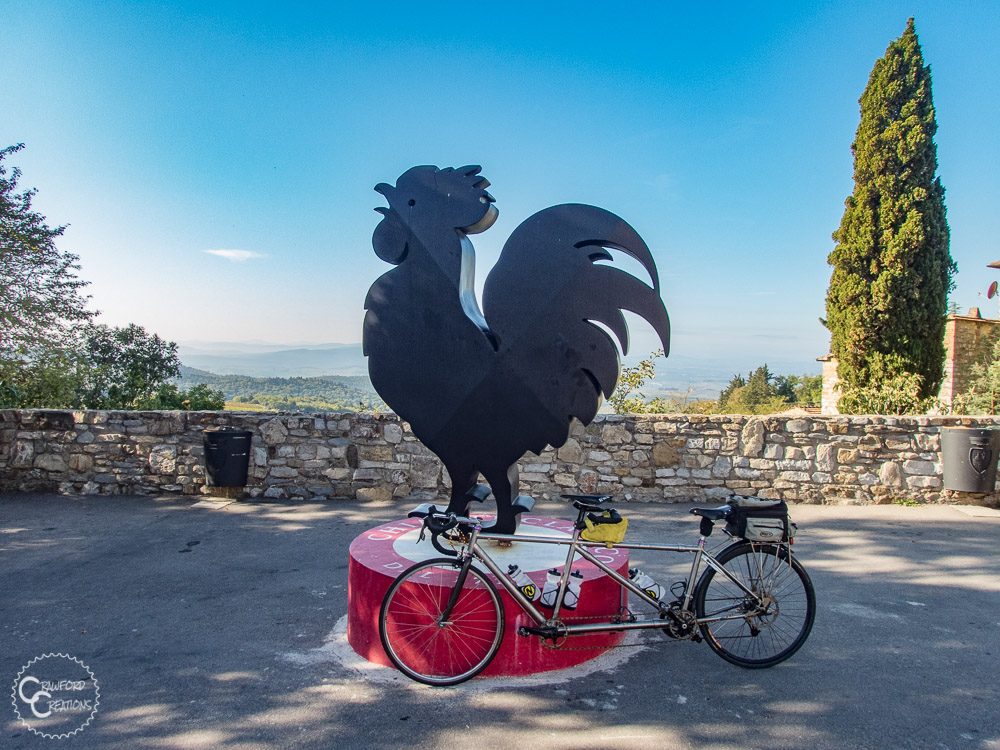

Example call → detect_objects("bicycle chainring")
661 604 699 640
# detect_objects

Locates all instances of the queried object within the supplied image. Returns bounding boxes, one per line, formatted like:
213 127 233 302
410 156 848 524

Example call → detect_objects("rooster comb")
374 165 492 199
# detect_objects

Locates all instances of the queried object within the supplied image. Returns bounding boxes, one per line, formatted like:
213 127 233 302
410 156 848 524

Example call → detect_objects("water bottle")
562 570 584 610
540 568 561 608
507 564 540 602
629 567 665 602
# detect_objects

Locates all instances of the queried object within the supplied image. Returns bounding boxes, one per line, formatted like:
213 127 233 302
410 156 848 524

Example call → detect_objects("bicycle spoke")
696 543 815 667
380 560 504 685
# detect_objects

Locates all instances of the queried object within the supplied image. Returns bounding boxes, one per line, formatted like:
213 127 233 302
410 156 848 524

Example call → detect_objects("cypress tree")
825 18 955 404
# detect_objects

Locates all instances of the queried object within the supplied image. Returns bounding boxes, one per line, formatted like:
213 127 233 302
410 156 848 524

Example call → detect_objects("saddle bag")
580 510 628 544
725 498 792 542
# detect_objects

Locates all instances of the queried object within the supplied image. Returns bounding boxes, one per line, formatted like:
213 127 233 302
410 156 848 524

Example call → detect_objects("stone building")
820 310 1000 415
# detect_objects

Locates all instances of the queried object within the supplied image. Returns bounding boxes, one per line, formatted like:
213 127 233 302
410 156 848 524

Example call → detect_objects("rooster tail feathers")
589 265 671 356
482 201 670 436
569 205 662 294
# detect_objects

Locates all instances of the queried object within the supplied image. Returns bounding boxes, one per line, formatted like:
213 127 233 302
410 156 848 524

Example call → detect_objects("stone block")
11 440 34 468
776 459 811 471
879 461 904 487
903 459 937 476
296 444 318 460
259 418 289 446
712 456 732 478
859 435 881 453
148 445 177 475
601 423 631 445
383 423 403 444
69 453 93 473
740 418 765 456
837 449 859 463
651 442 679 467
34 454 67 472
816 445 835 472
777 471 810 482
410 456 441 489
785 419 811 433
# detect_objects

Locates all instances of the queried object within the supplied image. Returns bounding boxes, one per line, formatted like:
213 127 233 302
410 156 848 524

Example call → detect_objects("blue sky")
3 1 999 380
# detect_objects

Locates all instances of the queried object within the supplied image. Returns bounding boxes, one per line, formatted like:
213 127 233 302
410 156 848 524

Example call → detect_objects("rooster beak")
374 183 393 197
374 207 389 215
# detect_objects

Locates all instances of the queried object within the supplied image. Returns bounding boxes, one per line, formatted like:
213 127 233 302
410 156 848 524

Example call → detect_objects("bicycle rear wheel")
694 542 815 668
379 557 504 686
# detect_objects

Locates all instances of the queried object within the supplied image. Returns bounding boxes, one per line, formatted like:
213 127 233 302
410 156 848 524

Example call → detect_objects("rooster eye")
408 199 416 206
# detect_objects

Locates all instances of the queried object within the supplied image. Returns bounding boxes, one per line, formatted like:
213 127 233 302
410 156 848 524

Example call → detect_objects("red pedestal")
347 515 630 676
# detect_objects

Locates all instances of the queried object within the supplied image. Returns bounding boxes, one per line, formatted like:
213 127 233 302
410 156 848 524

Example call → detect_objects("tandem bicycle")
378 493 816 686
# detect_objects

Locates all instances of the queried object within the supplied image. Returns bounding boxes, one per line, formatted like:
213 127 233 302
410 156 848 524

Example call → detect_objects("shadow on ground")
1 494 998 750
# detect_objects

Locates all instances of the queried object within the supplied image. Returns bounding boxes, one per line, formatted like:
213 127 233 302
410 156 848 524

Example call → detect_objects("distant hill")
176 366 384 412
177 343 367 377
175 340 820 407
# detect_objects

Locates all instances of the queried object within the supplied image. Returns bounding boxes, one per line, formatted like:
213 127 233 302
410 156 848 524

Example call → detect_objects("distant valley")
176 341 820 411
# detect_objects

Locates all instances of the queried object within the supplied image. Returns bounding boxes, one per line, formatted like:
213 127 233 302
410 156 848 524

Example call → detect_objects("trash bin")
941 427 1000 493
203 427 253 487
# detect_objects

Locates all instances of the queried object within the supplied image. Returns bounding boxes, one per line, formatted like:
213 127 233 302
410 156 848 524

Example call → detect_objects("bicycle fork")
437 554 476 626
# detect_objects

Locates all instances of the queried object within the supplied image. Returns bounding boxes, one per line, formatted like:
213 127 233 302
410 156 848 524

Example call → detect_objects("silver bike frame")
449 521 775 637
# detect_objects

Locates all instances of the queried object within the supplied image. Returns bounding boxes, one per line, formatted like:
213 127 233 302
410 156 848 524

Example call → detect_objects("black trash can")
203 427 253 487
941 427 1000 493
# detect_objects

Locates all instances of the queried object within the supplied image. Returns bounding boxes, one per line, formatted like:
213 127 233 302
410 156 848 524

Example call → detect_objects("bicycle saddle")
690 505 732 521
562 494 613 512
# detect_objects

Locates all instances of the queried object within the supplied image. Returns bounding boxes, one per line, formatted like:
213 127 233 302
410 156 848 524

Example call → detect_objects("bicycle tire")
379 557 504 686
694 542 815 668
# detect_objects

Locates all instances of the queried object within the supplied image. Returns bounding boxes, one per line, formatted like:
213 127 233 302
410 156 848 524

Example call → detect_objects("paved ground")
1 493 998 750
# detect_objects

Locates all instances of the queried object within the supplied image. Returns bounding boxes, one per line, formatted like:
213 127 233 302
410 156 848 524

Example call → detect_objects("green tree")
718 374 746 408
137 382 226 410
80 324 180 408
773 374 823 406
609 350 662 415
0 143 95 405
825 19 954 411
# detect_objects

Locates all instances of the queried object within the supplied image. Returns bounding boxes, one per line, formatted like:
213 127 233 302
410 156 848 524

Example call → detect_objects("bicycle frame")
445 520 779 638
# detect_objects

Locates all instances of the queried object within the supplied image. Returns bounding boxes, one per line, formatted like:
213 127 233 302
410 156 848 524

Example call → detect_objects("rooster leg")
482 464 520 535
443 464 480 516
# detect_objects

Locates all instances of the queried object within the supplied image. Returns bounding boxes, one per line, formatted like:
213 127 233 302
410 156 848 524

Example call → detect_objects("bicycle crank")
661 604 700 640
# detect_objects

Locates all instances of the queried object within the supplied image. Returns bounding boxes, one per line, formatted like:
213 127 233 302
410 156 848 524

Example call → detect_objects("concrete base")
347 515 630 676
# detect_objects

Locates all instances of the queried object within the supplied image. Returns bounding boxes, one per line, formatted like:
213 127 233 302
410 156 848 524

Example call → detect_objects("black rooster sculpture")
363 165 670 533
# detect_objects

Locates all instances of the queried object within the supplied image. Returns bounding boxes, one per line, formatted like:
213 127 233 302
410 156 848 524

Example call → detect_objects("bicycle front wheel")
694 542 815 668
379 557 504 686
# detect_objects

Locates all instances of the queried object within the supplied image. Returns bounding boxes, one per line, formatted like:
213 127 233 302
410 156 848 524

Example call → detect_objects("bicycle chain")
535 610 685 652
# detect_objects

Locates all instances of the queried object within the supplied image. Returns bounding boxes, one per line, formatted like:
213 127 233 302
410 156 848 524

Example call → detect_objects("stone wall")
3 409 998 506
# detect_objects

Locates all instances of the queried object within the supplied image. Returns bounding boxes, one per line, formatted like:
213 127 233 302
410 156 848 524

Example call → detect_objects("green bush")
838 372 940 415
